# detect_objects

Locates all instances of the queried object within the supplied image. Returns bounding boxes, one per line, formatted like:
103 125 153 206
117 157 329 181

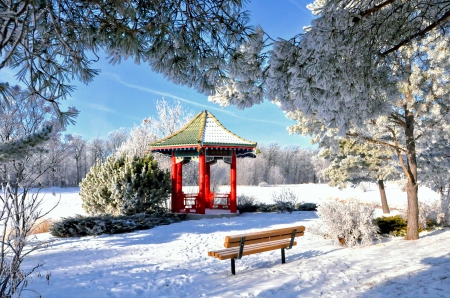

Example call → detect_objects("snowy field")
23 184 450 297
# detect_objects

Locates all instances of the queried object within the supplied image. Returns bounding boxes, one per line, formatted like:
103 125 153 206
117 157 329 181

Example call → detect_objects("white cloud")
85 102 118 114
104 72 292 128
285 0 311 14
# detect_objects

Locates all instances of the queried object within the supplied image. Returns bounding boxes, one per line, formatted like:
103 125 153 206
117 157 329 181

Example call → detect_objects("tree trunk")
404 106 419 240
378 179 390 214
406 181 419 239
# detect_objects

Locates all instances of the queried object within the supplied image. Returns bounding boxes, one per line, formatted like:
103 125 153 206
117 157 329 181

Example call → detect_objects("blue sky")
1 0 315 148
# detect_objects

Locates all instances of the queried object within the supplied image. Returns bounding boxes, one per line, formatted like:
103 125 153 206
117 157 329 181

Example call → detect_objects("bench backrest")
224 226 305 248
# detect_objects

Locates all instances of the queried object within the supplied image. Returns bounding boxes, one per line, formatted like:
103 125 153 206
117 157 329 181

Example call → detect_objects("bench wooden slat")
224 231 304 248
214 240 298 260
209 239 297 259
224 226 305 246
209 239 294 257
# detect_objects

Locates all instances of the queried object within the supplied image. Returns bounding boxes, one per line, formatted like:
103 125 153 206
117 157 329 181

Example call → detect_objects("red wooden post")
171 152 177 213
230 149 237 213
198 149 206 214
176 161 183 211
205 161 211 208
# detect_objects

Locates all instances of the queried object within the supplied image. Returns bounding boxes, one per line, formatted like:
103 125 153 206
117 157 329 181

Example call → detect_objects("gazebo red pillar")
198 149 206 214
230 149 237 213
176 161 183 211
171 153 177 212
205 162 211 208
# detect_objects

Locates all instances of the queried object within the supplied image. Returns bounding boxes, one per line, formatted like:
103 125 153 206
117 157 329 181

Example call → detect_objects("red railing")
212 193 230 209
181 193 198 213
178 192 231 212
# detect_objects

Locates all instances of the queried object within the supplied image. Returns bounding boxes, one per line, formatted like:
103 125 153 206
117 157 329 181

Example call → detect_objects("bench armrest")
288 229 297 249
237 236 246 259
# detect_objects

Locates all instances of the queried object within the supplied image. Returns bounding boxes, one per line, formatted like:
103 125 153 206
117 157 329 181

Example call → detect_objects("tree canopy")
211 0 450 133
209 0 450 240
0 0 253 124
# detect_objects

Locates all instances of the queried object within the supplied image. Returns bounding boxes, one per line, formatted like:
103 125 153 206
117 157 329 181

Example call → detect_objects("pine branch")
380 9 450 56
346 132 406 153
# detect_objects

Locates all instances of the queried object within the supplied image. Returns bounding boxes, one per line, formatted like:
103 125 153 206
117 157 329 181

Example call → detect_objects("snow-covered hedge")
237 194 259 213
313 200 379 247
50 212 187 238
80 154 171 215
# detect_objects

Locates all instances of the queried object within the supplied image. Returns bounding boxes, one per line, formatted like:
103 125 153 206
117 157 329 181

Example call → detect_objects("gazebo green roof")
150 110 257 150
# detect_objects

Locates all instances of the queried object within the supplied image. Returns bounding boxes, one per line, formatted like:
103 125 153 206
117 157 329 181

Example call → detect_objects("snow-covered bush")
395 180 407 192
271 188 299 213
50 212 187 238
437 194 450 226
396 198 447 232
258 181 269 187
80 154 171 215
237 194 259 213
314 200 379 247
359 182 370 192
421 194 450 227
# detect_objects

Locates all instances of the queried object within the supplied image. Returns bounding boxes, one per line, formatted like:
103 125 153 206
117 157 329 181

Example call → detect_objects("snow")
23 184 450 297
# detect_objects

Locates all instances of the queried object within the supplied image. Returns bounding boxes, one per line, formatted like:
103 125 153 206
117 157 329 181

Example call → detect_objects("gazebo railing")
212 193 230 209
181 193 198 213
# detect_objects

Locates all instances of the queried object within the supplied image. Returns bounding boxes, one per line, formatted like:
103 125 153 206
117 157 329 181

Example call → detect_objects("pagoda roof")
150 110 257 150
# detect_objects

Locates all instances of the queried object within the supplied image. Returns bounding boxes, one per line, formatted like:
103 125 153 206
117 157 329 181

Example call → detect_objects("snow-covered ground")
23 184 450 297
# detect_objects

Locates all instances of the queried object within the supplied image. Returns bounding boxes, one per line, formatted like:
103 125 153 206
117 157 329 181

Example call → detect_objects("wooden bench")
208 226 305 275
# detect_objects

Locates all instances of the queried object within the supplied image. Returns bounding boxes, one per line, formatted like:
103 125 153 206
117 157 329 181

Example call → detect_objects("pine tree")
0 1 252 124
321 138 398 214
80 154 171 216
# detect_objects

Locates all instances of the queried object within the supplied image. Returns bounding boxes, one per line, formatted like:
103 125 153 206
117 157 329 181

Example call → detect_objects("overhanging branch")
380 9 450 56
346 132 406 153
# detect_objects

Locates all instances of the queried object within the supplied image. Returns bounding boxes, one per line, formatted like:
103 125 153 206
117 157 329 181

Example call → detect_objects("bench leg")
231 258 236 275
281 248 286 264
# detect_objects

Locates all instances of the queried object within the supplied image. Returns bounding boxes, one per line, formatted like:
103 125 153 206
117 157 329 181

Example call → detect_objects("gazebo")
150 110 257 214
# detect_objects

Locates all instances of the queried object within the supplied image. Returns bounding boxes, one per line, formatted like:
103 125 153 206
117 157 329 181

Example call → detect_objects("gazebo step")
184 210 240 220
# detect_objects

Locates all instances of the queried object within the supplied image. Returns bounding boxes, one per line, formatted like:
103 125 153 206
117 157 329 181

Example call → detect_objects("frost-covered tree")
288 32 450 239
210 2 450 240
116 99 193 159
115 120 157 158
88 137 109 164
65 134 87 184
106 128 128 154
321 138 398 214
418 119 450 225
0 85 60 162
236 144 318 186
146 99 195 140
1 0 252 124
0 85 63 296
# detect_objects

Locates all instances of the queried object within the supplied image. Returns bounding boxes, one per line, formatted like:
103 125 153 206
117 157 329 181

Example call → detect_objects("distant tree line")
0 89 325 189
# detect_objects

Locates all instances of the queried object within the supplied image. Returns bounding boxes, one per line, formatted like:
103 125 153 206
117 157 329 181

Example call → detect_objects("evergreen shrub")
80 154 171 215
237 194 259 213
373 215 407 236
256 203 278 213
50 212 187 237
296 202 318 211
